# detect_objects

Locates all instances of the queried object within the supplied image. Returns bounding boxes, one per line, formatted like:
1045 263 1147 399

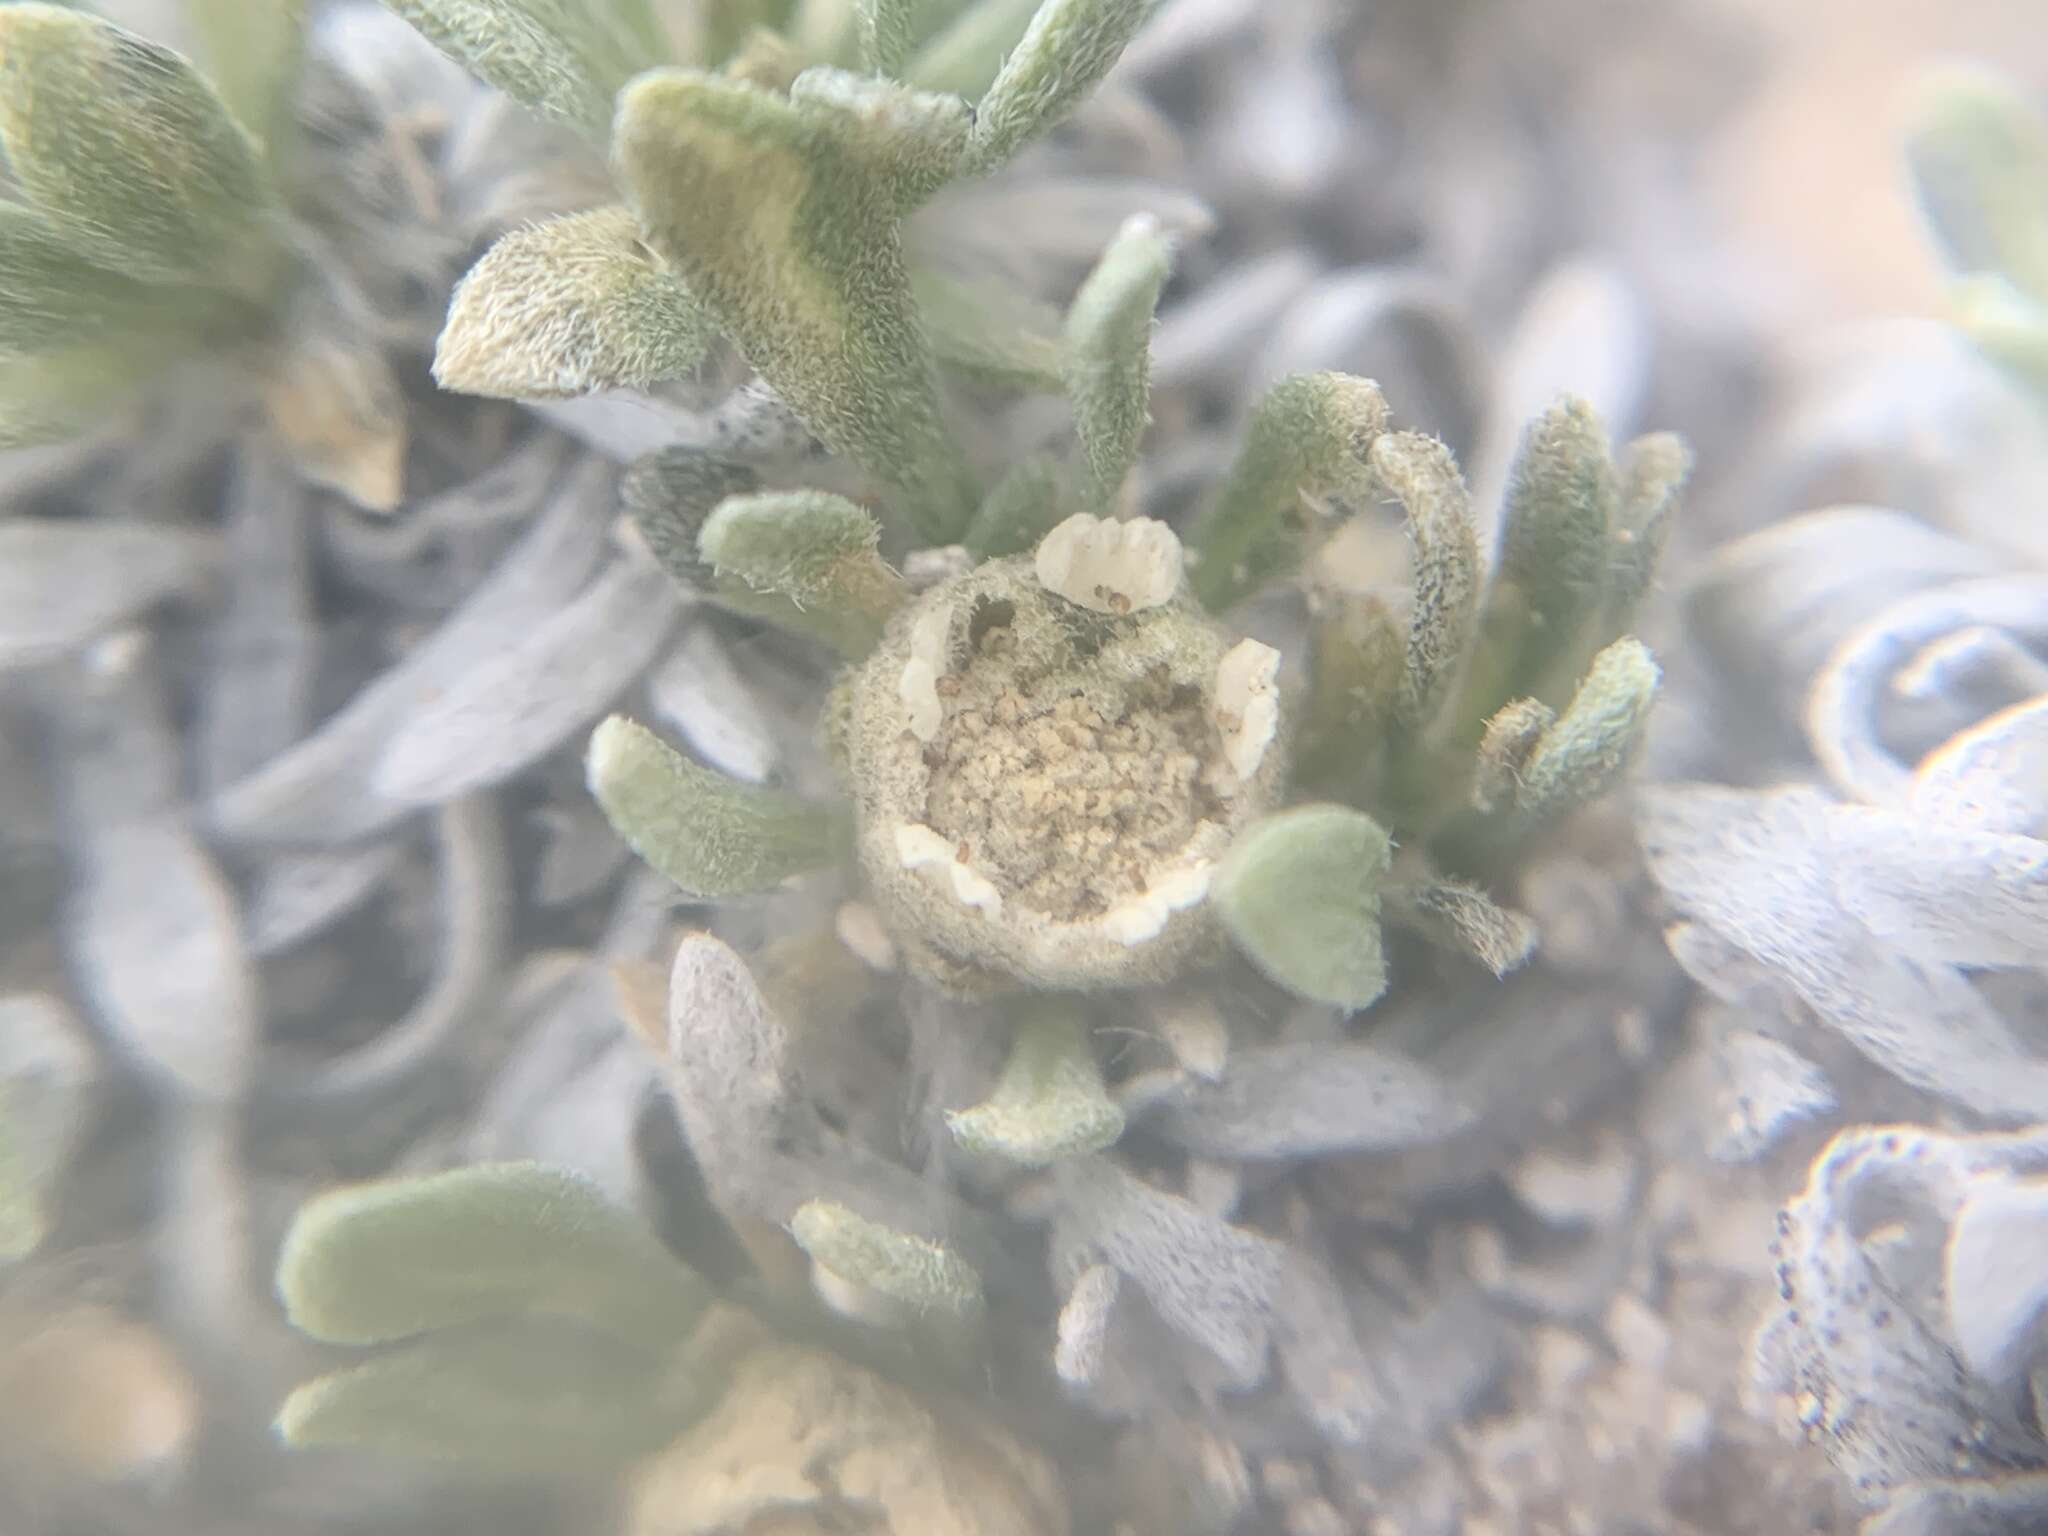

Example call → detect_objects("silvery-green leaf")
697 490 907 656
1368 430 1480 727
0 202 197 356
1913 694 2048 836
1638 784 2048 1120
277 1160 708 1346
1051 1155 1282 1387
904 0 1041 99
0 6 278 288
0 343 170 450
1902 65 2048 297
1806 576 2048 808
0 519 214 672
278 1316 684 1470
789 1199 985 1320
434 206 717 400
615 68 975 539
1188 371 1388 610
1053 1263 1118 1388
854 0 919 75
1129 1042 1471 1162
585 715 843 898
383 0 666 140
244 838 409 956
947 1005 1123 1166
265 796 509 1108
1383 881 1538 978
0 993 95 1263
962 0 1153 174
188 0 308 155
372 557 685 806
211 458 614 845
645 625 780 785
911 266 1064 390
1944 1175 2048 1386
1511 635 1660 820
197 440 316 793
1212 804 1391 1010
1061 212 1172 511
53 638 259 1105
965 453 1067 559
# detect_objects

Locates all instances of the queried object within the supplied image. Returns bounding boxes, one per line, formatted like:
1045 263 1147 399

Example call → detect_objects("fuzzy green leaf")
1601 430 1690 629
433 205 717 400
0 202 198 356
1383 880 1538 978
1188 372 1390 611
855 0 918 74
965 452 1067 557
615 68 976 540
0 343 170 448
904 0 1040 99
1514 636 1660 821
1471 696 1555 814
383 0 666 140
586 715 844 897
1368 430 1480 727
912 267 1064 390
1062 213 1173 511
278 1318 684 1472
964 0 1152 173
698 490 908 655
276 1162 709 1347
189 0 307 156
0 6 279 289
1294 591 1404 792
1481 395 1618 698
1212 803 1392 1009
623 447 760 592
789 1199 985 1319
1904 66 2048 299
947 1004 1123 1165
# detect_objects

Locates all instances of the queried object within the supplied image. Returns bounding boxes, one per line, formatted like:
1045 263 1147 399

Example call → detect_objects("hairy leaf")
1212 803 1392 1009
586 715 843 897
434 206 717 399
947 1005 1123 1165
1062 213 1172 510
277 1161 708 1345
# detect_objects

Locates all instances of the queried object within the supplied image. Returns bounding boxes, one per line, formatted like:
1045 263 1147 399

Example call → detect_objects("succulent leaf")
697 490 908 654
586 715 844 897
614 68 976 539
1512 636 1659 821
946 1004 1124 1165
278 1318 684 1471
1368 430 1480 727
0 5 278 289
433 206 717 400
1383 880 1539 977
1062 213 1173 511
383 0 666 140
788 1198 986 1319
965 453 1068 558
963 0 1154 174
276 1162 710 1347
1212 803 1392 1009
1188 372 1389 611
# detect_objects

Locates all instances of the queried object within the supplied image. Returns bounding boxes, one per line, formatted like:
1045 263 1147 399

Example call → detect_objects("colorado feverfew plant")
257 0 1691 1499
